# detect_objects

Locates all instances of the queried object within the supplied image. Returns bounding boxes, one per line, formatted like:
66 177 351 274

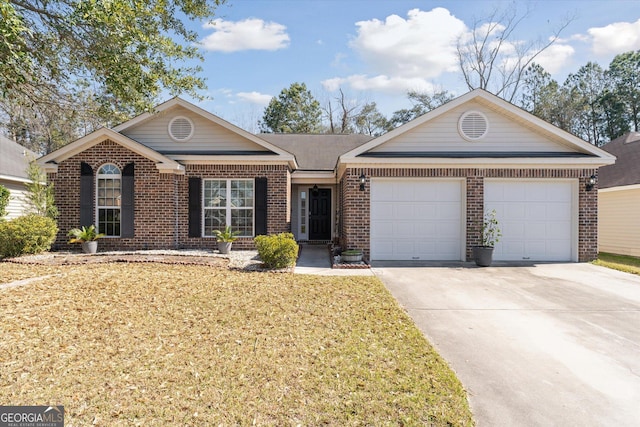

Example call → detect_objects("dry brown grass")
0 263 473 426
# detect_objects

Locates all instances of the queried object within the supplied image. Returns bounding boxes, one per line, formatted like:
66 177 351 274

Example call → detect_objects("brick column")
578 169 598 261
466 175 484 261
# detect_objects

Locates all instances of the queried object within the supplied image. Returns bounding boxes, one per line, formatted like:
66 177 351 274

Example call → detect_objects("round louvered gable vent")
168 116 194 142
458 111 488 141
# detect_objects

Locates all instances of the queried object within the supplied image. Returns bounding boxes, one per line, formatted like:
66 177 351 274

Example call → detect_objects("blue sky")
185 0 640 131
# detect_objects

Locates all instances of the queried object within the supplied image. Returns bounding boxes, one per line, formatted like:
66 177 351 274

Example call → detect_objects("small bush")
0 214 58 258
254 233 299 269
0 184 9 219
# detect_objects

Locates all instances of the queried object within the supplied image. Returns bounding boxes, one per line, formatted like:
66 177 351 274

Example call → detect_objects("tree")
564 62 608 146
260 83 322 133
23 160 58 219
0 1 225 116
0 87 111 155
353 102 390 136
608 50 640 132
520 63 572 130
389 90 453 128
322 88 361 134
456 4 572 102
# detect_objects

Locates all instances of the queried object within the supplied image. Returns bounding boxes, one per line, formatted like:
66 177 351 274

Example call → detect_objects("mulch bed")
3 252 229 267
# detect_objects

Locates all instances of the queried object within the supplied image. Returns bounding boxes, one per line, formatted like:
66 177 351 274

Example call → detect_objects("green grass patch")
0 263 473 426
594 252 640 275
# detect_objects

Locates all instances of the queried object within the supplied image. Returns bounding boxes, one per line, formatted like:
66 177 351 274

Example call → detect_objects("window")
203 179 254 237
300 191 307 235
97 164 121 236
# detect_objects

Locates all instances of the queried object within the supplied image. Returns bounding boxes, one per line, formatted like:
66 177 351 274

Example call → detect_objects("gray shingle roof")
0 135 37 180
258 134 373 170
599 132 640 189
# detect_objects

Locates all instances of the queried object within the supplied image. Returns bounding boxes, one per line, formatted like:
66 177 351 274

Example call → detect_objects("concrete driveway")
374 263 640 426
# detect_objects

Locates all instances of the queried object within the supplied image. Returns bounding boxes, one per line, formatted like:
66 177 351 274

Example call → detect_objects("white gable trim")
113 97 296 161
340 89 616 164
37 128 185 175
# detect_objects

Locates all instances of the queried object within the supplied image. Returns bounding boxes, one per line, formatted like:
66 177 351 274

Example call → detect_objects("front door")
309 188 331 240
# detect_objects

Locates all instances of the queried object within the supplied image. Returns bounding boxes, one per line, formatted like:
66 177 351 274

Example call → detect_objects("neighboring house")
598 132 640 256
38 89 614 262
0 135 37 219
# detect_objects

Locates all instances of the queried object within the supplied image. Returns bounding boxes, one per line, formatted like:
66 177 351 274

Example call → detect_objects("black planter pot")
473 246 494 267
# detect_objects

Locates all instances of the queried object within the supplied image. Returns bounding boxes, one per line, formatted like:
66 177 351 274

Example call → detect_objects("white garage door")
484 180 576 261
370 179 463 261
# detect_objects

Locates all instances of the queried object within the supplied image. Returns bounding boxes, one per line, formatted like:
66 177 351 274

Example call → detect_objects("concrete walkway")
294 245 374 276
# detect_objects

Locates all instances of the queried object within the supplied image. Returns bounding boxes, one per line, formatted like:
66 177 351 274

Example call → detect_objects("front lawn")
594 252 640 275
0 263 473 426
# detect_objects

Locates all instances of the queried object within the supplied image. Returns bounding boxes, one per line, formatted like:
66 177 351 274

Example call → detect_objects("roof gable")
37 128 185 174
114 98 294 160
341 89 614 167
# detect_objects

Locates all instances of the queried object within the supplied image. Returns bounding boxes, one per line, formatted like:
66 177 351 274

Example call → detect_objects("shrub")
0 184 9 219
254 233 299 269
0 214 58 258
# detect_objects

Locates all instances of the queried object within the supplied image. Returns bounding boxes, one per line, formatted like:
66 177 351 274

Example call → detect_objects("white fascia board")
290 171 336 184
337 156 615 177
342 156 615 167
176 155 297 169
0 174 32 184
156 163 185 174
599 184 640 193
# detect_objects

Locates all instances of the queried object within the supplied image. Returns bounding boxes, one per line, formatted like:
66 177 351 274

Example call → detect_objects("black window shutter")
188 177 202 237
255 177 268 236
80 162 94 227
121 163 135 238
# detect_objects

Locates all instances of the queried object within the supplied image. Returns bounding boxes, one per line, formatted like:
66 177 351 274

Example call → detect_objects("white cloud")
201 18 290 52
322 74 435 94
236 91 273 106
588 19 640 56
349 8 467 79
532 42 575 74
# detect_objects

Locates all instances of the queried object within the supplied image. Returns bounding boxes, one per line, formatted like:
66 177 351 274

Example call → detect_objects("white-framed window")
96 164 121 236
203 179 254 237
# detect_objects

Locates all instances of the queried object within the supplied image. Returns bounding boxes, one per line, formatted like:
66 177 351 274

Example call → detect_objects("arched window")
96 164 121 236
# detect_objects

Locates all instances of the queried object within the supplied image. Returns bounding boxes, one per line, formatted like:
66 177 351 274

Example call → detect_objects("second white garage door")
484 180 577 262
370 179 464 261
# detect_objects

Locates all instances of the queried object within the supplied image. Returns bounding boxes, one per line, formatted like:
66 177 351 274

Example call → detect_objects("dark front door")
309 188 331 240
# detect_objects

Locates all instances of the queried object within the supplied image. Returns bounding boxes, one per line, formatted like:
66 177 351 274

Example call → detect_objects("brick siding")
340 167 599 262
49 140 290 251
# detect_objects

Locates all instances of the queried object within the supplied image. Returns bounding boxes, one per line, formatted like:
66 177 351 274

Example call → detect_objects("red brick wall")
340 167 599 262
178 164 290 250
49 140 291 251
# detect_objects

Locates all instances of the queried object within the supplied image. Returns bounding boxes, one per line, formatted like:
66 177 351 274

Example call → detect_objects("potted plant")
213 225 240 254
68 225 105 254
473 210 501 267
341 249 363 263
